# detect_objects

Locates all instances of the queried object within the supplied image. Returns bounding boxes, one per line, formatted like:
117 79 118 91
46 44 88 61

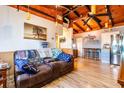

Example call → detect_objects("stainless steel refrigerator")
110 34 122 65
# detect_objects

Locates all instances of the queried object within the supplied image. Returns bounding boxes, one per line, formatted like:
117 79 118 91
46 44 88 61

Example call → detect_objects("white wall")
59 27 73 49
74 30 101 48
0 6 62 52
73 26 124 58
101 31 119 48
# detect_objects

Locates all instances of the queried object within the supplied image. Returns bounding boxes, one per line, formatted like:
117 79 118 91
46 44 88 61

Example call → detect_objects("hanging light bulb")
87 27 90 31
105 22 109 28
26 5 31 20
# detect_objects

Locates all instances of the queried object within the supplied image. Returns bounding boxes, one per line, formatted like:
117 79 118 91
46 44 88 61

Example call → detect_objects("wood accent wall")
0 52 14 76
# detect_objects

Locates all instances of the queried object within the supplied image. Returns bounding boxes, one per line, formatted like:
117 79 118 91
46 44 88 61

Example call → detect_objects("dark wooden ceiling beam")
82 19 92 30
74 22 85 32
105 5 114 26
86 23 92 30
73 29 79 33
73 11 80 17
61 5 70 10
92 18 102 29
62 5 81 17
92 16 102 28
20 5 55 19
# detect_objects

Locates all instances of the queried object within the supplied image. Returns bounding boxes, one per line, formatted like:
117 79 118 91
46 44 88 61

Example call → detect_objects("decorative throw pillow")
15 59 28 72
51 48 62 58
57 52 72 62
28 50 41 66
38 49 53 58
22 63 40 74
15 50 28 60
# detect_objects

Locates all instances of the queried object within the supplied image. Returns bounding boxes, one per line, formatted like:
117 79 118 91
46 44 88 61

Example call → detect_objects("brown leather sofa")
14 49 74 88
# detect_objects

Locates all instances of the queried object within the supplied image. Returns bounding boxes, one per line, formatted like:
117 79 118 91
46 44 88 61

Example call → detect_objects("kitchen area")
73 26 124 65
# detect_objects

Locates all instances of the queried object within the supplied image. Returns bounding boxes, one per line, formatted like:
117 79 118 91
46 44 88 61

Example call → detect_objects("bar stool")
92 49 96 60
83 49 87 58
85 49 89 58
95 49 100 60
88 49 93 59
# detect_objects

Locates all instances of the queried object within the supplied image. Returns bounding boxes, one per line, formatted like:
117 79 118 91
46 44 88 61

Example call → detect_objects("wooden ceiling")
10 5 124 34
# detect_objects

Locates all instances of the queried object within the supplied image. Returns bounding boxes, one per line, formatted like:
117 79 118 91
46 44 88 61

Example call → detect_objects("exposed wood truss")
73 29 79 33
9 5 124 34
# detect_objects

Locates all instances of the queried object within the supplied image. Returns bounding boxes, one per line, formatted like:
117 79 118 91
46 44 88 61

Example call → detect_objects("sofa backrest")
14 50 40 64
37 48 53 58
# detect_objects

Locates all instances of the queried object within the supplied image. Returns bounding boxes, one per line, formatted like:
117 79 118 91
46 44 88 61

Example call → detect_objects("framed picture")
59 37 66 43
24 23 47 40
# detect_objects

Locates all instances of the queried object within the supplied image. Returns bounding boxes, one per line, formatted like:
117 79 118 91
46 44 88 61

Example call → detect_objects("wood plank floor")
43 58 121 88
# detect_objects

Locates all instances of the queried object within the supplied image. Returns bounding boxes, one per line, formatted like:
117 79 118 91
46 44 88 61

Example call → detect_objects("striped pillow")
51 48 62 58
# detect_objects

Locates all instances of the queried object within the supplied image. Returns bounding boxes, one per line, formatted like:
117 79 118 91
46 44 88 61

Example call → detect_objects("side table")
0 64 11 88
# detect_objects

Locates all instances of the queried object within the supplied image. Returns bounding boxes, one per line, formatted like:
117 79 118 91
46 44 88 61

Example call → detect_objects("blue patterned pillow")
51 48 62 58
15 59 28 72
57 52 72 62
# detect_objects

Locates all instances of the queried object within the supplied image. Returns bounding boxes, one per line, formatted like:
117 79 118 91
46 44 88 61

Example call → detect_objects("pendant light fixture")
26 5 31 20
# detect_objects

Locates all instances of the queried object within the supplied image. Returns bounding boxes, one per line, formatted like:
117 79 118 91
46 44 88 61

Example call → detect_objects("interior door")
76 38 83 57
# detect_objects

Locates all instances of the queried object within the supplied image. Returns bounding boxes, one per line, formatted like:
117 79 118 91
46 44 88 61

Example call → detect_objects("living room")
0 2 124 91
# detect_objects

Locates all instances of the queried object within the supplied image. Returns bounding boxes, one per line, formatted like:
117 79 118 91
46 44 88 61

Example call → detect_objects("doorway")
76 38 83 57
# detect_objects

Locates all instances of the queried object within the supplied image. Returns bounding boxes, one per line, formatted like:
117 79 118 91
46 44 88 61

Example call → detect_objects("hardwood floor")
43 58 121 88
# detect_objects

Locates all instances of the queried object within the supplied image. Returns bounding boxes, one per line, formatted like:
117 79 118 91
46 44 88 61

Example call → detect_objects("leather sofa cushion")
43 57 56 63
16 64 52 88
56 61 72 72
48 61 72 74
